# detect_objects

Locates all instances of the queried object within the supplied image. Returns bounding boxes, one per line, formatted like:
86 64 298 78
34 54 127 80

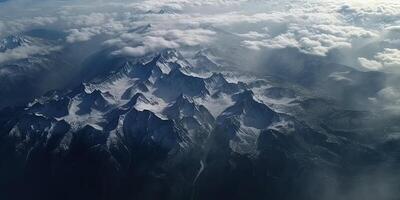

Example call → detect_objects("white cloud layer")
358 57 383 70
359 48 400 71
0 44 61 64
0 0 399 68
111 28 216 57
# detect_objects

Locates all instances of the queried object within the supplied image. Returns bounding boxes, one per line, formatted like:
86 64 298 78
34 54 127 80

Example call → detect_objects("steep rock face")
154 69 209 101
76 90 112 114
214 90 280 154
165 95 214 127
221 90 278 128
123 108 182 154
5 114 71 154
191 49 222 72
205 73 241 95
164 94 215 145
28 97 71 118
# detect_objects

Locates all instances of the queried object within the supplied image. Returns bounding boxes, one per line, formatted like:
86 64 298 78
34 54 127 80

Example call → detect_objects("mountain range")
1 41 399 200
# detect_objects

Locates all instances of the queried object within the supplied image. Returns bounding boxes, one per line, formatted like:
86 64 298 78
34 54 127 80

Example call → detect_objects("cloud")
111 28 216 57
0 44 61 64
359 48 400 71
338 1 400 26
132 0 247 11
378 87 400 100
375 48 400 67
373 86 400 112
385 26 400 34
0 0 398 65
241 24 366 56
64 13 111 27
358 57 384 70
224 4 378 56
112 36 180 57
328 71 352 82
153 29 216 46
0 16 58 38
66 28 100 43
236 31 268 39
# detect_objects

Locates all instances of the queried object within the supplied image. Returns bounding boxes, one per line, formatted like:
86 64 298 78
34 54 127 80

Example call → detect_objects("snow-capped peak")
0 35 31 52
220 90 278 129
